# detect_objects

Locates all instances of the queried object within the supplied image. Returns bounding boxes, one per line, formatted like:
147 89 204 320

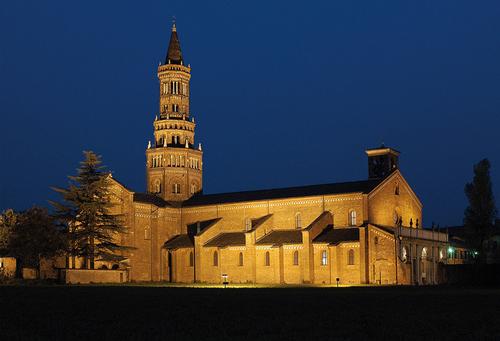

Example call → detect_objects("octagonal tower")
145 22 203 201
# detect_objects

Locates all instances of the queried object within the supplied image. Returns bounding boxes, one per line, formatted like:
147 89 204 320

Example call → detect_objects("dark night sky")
1 0 500 226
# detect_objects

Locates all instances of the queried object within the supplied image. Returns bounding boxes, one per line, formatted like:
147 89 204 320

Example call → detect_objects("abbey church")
85 23 449 285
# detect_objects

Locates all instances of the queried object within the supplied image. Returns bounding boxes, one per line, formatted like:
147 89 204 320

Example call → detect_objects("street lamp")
222 273 229 288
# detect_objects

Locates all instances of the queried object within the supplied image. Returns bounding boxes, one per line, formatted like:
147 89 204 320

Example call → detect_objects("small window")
189 252 194 267
213 251 218 266
245 218 252 231
144 226 151 240
349 210 357 226
295 213 302 229
153 180 161 194
172 183 181 194
321 250 328 266
374 236 379 245
293 251 299 266
348 249 355 265
238 252 244 266
265 251 270 266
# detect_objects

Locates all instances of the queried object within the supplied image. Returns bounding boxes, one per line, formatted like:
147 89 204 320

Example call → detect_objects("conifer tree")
51 151 131 269
464 158 497 263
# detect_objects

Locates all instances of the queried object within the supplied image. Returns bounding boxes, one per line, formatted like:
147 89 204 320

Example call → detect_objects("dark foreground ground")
0 285 499 340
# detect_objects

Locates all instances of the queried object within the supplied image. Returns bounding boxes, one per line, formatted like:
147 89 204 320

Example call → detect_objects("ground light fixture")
222 274 229 288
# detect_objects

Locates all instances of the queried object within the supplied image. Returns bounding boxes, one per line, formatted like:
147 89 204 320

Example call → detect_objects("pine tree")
464 158 497 263
51 151 132 269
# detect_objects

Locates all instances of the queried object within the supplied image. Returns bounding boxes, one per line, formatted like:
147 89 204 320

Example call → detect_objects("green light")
448 247 454 253
474 251 478 256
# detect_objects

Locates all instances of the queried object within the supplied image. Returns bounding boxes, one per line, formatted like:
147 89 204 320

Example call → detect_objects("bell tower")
365 144 400 179
145 22 203 202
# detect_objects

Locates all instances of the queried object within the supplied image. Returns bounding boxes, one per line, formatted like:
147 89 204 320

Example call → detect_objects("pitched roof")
183 179 382 207
256 230 303 246
165 23 183 65
204 233 246 248
313 226 359 245
187 218 221 236
369 223 395 235
248 214 273 232
133 192 170 207
164 234 193 249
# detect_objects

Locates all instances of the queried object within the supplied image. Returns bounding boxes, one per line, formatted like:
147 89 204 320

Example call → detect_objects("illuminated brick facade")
102 23 449 285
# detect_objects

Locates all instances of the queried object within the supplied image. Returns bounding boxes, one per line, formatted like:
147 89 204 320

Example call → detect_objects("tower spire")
165 19 183 65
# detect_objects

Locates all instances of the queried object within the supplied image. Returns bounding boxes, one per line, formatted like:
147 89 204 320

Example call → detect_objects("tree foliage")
0 207 67 273
51 151 132 269
464 158 498 262
0 209 17 256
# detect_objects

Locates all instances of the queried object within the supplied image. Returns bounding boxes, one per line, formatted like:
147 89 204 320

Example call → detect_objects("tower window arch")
153 179 161 193
172 183 181 194
265 251 270 266
144 226 151 240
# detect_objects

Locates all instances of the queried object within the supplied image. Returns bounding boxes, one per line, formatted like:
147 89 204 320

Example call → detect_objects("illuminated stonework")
60 22 450 286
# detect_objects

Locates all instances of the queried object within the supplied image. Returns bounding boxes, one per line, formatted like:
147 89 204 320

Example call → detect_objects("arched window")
191 183 196 195
348 249 355 265
421 247 428 259
172 183 181 194
295 213 302 229
401 246 408 262
349 210 357 226
439 248 445 261
293 251 299 266
189 251 194 267
245 218 252 231
154 180 161 194
238 252 244 266
321 250 328 266
213 251 218 266
265 251 270 266
144 226 151 240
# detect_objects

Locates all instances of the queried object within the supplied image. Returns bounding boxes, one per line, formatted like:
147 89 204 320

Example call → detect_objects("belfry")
145 23 203 202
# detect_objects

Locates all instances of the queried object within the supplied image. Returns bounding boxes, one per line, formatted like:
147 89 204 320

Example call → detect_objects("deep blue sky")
1 0 499 226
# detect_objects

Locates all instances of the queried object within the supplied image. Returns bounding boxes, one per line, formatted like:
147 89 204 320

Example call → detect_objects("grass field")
0 285 499 340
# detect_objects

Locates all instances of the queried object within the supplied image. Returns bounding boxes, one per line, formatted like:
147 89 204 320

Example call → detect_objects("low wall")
62 269 129 284
22 268 38 279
